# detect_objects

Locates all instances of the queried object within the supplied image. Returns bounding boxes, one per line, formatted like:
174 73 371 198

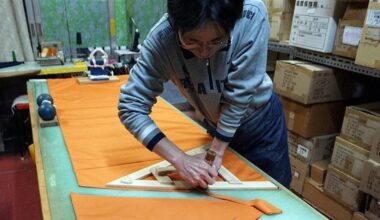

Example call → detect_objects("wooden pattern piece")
107 145 278 190
39 116 59 127
108 179 277 190
77 75 119 84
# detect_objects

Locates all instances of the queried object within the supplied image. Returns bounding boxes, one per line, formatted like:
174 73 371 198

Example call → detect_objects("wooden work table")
0 62 87 78
0 62 40 78
27 79 327 220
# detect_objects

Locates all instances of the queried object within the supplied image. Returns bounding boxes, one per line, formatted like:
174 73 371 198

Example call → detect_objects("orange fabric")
205 192 282 215
71 193 280 220
47 76 266 189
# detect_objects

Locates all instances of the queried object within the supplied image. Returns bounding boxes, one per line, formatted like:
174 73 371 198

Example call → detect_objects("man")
118 0 291 188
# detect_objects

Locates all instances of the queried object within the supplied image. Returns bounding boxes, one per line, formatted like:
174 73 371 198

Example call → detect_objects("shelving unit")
268 41 380 79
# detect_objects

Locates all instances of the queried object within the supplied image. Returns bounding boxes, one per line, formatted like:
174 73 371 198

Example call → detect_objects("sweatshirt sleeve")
118 34 170 151
215 4 272 142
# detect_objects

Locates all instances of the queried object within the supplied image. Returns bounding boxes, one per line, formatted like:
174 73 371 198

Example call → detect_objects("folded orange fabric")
47 76 267 189
71 193 281 220
206 192 282 215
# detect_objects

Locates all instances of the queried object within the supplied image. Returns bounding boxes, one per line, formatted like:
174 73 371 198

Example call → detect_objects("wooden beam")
28 81 52 220
108 179 278 190
107 144 278 190
117 144 210 182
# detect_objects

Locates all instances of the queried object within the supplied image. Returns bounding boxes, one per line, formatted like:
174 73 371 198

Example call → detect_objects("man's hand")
152 137 218 188
210 151 223 172
208 137 228 171
172 153 218 188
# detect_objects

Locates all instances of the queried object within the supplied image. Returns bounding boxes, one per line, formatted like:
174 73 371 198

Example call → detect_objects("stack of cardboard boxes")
348 103 380 219
268 1 380 219
287 0 379 70
267 0 380 71
332 2 368 59
355 0 380 70
303 102 380 220
264 0 296 42
265 0 295 73
289 0 347 52
272 59 355 194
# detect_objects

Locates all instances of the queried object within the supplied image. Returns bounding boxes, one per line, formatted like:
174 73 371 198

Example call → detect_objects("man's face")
178 22 229 59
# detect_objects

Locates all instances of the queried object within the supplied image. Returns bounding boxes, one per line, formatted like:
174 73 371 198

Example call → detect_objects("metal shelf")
268 42 294 55
268 41 380 79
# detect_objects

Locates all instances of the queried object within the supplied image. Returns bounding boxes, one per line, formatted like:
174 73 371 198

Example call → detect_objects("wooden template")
39 116 59 127
107 145 278 190
76 75 119 84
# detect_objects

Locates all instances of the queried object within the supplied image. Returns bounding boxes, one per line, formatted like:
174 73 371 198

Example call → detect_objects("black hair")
167 0 244 34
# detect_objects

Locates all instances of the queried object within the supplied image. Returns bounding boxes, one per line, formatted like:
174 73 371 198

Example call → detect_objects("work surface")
27 78 326 220
0 62 87 78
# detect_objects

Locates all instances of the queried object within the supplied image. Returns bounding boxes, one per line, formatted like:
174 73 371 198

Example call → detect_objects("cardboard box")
340 102 380 151
370 128 380 163
270 12 293 42
281 96 346 138
333 21 363 58
289 155 309 194
268 0 295 13
273 60 353 104
360 159 380 199
324 166 365 211
288 131 336 164
352 212 369 220
364 195 380 220
355 1 380 69
340 0 371 2
290 0 346 52
311 159 330 186
331 136 370 180
303 178 353 220
332 3 368 59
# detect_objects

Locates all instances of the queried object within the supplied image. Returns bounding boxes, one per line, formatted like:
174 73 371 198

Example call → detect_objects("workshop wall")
39 0 110 53
39 0 166 55
115 0 166 46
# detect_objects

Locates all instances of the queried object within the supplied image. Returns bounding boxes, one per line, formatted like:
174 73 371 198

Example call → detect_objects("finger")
208 166 218 178
190 169 210 187
200 171 216 185
179 171 198 187
190 178 198 186
193 173 201 182
184 174 198 187
198 162 217 179
197 162 217 182
198 178 208 189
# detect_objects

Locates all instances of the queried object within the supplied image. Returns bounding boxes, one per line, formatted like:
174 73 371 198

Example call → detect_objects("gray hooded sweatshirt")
118 0 272 150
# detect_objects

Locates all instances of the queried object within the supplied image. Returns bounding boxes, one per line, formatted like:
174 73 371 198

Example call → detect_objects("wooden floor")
0 151 42 220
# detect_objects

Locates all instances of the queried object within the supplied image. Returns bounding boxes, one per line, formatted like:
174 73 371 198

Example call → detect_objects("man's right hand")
152 137 218 188
172 153 218 188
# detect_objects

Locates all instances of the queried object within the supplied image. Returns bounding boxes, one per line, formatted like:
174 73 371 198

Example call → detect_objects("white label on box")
291 15 330 50
297 144 309 158
294 0 336 17
294 171 300 179
289 111 295 119
307 8 316 14
366 10 380 28
342 26 362 46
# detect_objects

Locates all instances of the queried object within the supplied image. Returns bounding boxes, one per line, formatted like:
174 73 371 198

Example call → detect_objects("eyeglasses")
178 33 231 51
